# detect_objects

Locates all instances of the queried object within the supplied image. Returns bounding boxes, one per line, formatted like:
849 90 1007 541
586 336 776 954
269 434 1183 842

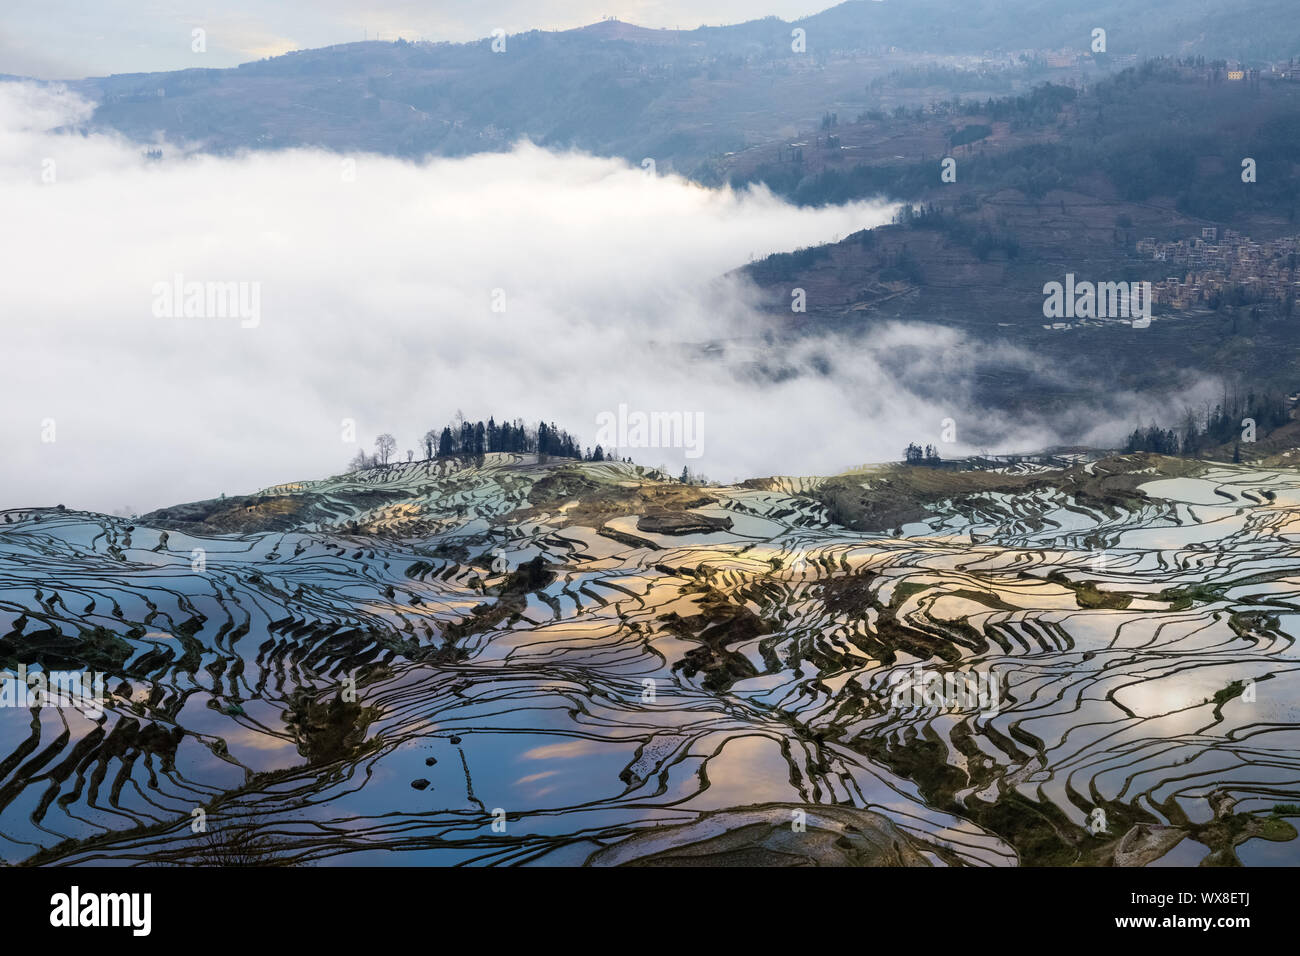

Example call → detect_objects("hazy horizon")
1 0 832 80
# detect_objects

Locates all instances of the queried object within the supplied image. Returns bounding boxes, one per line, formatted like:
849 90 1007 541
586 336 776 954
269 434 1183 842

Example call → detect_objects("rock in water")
635 511 733 535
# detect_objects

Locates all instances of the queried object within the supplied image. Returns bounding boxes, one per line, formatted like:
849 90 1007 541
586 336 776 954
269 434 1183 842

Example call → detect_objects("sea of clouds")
0 81 1209 514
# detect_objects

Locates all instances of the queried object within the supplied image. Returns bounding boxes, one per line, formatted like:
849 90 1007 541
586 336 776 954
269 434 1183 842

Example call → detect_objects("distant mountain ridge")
41 0 1299 171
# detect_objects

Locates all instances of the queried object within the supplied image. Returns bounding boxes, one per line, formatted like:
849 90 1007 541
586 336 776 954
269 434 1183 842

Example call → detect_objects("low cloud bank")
0 82 1204 514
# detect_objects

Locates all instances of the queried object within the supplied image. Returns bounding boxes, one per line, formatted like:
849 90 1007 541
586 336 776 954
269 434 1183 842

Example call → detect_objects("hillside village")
1141 228 1300 314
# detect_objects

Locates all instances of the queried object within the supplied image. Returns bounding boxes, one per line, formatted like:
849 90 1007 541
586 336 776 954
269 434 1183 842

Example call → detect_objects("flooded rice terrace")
1 453 1298 866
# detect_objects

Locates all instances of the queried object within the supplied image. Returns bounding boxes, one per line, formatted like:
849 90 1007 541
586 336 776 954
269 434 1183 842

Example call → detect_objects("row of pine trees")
427 417 586 460
348 416 614 472
1125 392 1291 457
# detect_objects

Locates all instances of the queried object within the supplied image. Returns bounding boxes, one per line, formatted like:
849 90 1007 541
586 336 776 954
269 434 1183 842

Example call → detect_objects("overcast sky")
0 0 829 79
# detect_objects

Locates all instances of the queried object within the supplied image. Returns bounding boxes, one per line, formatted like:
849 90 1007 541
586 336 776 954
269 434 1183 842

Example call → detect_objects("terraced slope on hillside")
1 452 1298 866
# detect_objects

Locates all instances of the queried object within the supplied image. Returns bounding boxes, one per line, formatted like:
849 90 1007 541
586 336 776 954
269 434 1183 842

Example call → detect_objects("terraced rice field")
1 453 1297 865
